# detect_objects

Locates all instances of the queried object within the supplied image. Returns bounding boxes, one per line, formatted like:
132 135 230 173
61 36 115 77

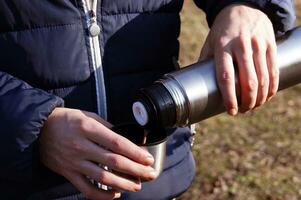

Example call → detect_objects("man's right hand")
39 108 157 200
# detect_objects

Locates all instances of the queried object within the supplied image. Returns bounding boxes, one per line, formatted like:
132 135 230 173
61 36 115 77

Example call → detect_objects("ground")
178 1 301 200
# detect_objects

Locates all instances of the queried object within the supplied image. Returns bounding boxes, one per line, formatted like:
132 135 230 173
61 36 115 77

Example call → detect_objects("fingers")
266 42 279 101
218 35 271 113
79 161 142 192
234 35 258 112
233 35 277 112
66 171 121 200
215 47 238 116
86 125 154 166
85 142 157 181
73 116 157 192
206 4 279 114
252 38 269 107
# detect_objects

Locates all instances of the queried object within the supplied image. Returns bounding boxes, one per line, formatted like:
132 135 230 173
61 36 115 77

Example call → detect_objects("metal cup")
112 124 167 175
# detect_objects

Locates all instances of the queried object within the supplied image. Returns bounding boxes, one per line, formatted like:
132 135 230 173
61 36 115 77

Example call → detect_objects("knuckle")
218 71 234 85
109 155 121 169
245 79 258 92
217 37 229 47
78 119 92 133
270 68 279 80
110 137 123 151
259 77 268 89
240 53 251 66
72 140 84 152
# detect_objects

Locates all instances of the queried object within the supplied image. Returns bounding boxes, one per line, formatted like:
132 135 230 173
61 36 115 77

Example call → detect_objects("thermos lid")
132 101 149 126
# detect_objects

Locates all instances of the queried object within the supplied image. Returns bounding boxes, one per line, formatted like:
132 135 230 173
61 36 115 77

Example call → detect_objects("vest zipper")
82 0 107 120
82 1 110 190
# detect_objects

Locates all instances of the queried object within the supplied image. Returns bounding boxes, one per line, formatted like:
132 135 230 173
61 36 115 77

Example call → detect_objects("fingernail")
145 155 154 165
142 148 154 165
114 192 121 199
148 170 158 179
134 183 142 192
142 149 153 158
229 108 237 116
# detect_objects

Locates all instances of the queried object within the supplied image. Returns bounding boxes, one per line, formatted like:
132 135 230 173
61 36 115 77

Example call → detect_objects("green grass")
178 2 301 200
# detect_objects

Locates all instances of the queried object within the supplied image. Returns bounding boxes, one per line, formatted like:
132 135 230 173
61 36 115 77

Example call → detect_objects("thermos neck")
156 76 190 126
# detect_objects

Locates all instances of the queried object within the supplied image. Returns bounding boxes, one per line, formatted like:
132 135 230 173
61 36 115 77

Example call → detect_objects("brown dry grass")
178 2 301 200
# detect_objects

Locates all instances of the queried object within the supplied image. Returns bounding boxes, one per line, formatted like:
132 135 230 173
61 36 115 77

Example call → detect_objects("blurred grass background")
178 1 301 200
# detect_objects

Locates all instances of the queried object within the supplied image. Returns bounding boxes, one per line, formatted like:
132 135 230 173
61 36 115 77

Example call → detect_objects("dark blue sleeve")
194 0 296 36
0 71 64 182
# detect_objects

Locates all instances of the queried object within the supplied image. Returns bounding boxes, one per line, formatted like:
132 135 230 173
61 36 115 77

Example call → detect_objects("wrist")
207 0 268 27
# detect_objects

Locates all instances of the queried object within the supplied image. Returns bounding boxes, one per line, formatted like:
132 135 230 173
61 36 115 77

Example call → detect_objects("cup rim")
112 123 167 146
140 137 167 146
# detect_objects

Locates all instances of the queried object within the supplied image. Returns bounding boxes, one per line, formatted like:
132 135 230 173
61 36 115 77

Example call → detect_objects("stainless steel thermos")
132 26 301 128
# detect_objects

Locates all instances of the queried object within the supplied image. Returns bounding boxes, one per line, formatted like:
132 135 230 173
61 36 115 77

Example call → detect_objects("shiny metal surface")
277 27 301 90
112 124 167 176
143 140 166 174
160 26 301 126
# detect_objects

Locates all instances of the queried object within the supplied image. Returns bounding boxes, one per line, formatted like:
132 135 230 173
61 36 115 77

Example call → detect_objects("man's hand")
200 4 278 115
39 108 157 200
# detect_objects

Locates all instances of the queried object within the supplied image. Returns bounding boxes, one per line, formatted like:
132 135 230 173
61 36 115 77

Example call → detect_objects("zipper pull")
88 10 101 37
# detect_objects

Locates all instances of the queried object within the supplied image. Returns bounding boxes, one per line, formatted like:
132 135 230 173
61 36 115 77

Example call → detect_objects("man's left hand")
200 4 278 115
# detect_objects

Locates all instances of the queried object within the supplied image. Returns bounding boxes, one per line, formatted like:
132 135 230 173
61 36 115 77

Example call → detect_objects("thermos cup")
112 124 167 175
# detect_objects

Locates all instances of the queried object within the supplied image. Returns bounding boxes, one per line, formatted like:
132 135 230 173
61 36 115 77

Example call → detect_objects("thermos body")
132 26 301 128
